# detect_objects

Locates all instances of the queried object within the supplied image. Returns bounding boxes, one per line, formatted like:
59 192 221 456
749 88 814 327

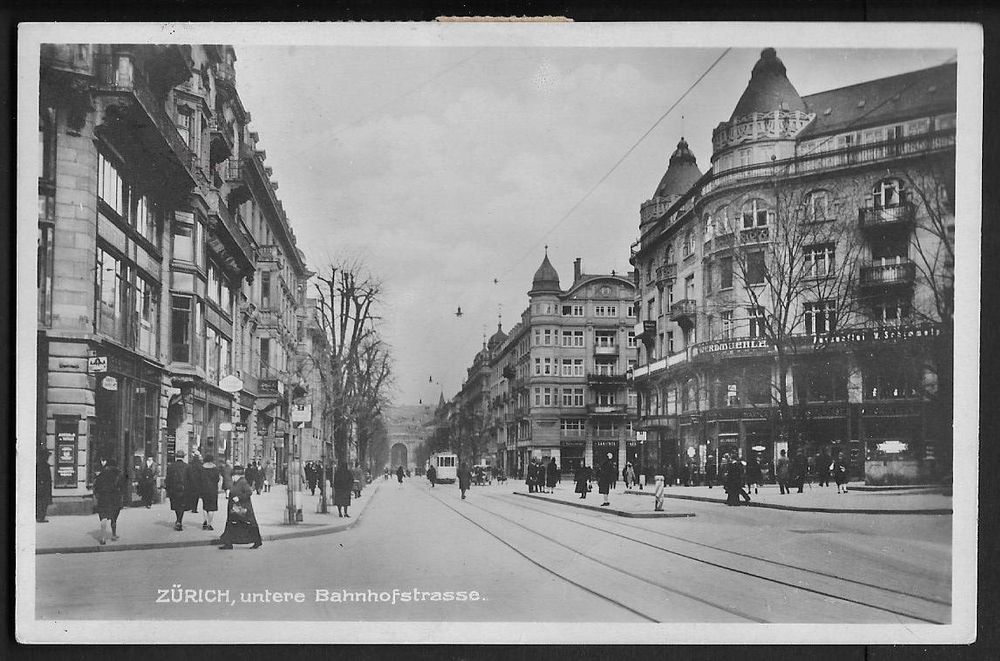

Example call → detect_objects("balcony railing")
739 226 770 245
587 373 627 385
860 261 916 287
858 199 916 229
256 244 284 264
594 344 619 356
670 299 698 323
655 263 676 285
215 60 237 89
586 404 628 416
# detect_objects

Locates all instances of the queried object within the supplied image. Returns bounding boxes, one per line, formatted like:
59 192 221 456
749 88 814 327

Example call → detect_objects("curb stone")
513 492 695 518
623 489 952 515
36 482 380 555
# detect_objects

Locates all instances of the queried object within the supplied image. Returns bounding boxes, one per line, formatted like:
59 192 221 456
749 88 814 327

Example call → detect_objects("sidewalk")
623 482 953 514
511 485 696 518
35 482 380 554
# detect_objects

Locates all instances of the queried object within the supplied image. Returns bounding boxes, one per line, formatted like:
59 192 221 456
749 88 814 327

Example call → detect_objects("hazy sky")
233 45 953 406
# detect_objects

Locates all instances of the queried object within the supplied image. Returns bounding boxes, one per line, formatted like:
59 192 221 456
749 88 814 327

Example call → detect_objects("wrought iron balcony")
738 226 770 245
586 403 628 416
859 260 916 288
256 244 284 265
594 344 619 356
586 373 627 386
208 117 234 165
670 299 698 324
655 263 676 286
858 199 916 230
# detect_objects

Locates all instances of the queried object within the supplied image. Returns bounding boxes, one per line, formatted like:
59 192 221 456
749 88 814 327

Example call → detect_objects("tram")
429 452 458 483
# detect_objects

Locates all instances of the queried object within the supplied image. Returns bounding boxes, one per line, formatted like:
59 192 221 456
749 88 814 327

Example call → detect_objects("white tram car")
429 452 458 484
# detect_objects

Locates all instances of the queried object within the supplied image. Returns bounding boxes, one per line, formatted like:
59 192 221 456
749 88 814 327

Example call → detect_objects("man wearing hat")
597 452 616 507
36 448 52 522
165 449 189 531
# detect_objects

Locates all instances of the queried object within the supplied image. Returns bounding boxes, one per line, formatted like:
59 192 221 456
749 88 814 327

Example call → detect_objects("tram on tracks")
429 452 458 483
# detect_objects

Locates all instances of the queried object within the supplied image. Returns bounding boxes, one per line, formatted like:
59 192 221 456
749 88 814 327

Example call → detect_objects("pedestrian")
598 453 616 507
186 451 203 513
427 463 437 487
263 460 274 493
746 453 763 495
679 461 689 487
351 462 364 499
625 463 636 491
92 456 125 544
200 453 221 531
705 456 717 490
833 451 849 494
817 449 832 487
165 450 189 530
724 455 746 506
36 449 53 523
136 456 157 509
525 459 536 493
396 465 405 484
457 463 472 499
654 474 665 511
218 465 262 550
792 449 808 493
574 463 592 499
220 459 234 497
306 462 317 496
546 457 560 493
245 461 258 494
776 449 791 495
665 463 676 487
383 467 390 481
333 463 353 517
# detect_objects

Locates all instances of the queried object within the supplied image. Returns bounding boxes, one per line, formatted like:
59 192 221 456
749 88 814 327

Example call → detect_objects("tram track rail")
420 484 949 624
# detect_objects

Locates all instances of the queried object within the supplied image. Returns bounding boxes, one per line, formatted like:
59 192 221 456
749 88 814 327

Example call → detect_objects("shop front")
560 440 585 473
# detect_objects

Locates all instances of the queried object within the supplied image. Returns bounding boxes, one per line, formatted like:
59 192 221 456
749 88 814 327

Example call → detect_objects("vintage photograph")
16 22 980 644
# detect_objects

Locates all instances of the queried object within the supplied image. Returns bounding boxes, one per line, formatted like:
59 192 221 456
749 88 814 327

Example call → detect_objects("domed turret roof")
653 137 702 199
529 252 561 295
487 322 507 350
729 47 807 120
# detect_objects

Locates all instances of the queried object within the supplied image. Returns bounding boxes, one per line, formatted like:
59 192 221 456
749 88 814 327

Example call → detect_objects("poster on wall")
54 418 78 489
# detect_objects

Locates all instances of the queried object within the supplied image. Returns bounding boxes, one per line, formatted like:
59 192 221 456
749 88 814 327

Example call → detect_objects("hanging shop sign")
88 355 108 373
218 374 244 393
54 418 79 488
234 422 248 433
101 376 118 391
258 379 280 396
218 422 234 432
876 440 909 454
291 404 312 423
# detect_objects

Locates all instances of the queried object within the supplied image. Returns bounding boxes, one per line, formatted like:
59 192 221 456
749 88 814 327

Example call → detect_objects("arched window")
872 178 904 209
704 214 715 242
741 198 772 229
664 243 674 265
716 206 731 234
682 230 694 257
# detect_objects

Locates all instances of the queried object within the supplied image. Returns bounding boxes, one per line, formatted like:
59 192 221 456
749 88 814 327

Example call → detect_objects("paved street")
35 479 951 623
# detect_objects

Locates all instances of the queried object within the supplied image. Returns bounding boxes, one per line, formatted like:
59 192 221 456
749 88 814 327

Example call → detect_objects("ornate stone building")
484 255 639 478
629 49 955 484
37 44 313 511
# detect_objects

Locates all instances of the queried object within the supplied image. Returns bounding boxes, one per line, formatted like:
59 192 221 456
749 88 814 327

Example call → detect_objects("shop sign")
101 376 118 391
54 417 79 488
636 431 647 441
218 374 244 393
218 422 234 432
164 433 176 463
259 379 280 396
876 440 908 454
88 356 108 373
822 324 942 346
697 338 773 355
291 404 312 423
234 422 248 433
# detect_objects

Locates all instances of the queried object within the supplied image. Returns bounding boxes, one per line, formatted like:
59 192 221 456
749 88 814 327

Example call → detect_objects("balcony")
594 344 619 357
858 200 916 230
586 403 628 416
256 244 284 266
215 59 237 91
655 263 676 287
670 299 698 325
710 233 735 253
859 260 916 288
208 117 234 166
739 226 770 245
587 373 627 386
205 189 255 276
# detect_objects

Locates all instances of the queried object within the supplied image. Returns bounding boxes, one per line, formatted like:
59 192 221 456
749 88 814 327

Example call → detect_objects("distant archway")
390 443 408 470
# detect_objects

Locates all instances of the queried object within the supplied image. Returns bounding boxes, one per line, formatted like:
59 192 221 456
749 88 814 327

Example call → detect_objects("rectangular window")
171 294 192 363
543 329 553 345
705 263 713 293
597 391 617 406
684 274 695 300
543 387 552 406
172 212 195 263
259 337 271 377
595 331 616 347
534 328 541 345
804 244 836 278
804 301 835 336
561 418 585 436
261 271 271 309
872 297 910 326
134 273 158 356
864 363 917 400
666 388 677 415
561 359 573 376
594 305 606 317
562 304 584 316
627 331 637 348
647 299 655 321
627 304 636 317
562 388 574 406
746 251 766 285
543 357 552 375
666 331 674 354
807 191 829 222
561 331 573 347
748 307 765 338
720 256 734 289
534 387 541 406
573 359 584 376
721 311 734 340
97 153 125 217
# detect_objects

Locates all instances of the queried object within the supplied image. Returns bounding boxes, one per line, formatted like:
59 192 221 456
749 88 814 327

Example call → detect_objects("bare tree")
312 259 389 465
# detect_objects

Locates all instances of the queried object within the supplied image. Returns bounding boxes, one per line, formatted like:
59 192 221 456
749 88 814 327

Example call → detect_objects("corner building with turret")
629 49 955 485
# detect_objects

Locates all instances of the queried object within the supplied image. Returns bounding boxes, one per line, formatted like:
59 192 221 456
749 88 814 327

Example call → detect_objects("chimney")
573 258 582 282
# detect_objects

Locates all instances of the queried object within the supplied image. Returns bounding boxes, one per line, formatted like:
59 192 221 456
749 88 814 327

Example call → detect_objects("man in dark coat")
186 452 203 513
574 463 592 499
792 449 808 493
36 449 53 522
426 464 437 487
396 465 405 484
165 450 189 530
333 463 354 517
724 457 745 506
546 458 560 492
138 456 157 508
93 456 125 544
597 453 616 507
219 465 262 549
745 454 763 495
244 461 258 494
220 459 234 496
705 457 717 490
525 460 536 493
457 463 472 499
817 449 832 487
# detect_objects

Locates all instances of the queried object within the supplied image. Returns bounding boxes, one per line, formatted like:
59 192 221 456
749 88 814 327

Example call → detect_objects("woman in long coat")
724 457 745 506
137 457 157 508
333 463 354 517
574 464 592 499
833 451 849 494
457 463 472 500
93 456 125 545
546 458 560 492
219 465 262 549
597 453 616 507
